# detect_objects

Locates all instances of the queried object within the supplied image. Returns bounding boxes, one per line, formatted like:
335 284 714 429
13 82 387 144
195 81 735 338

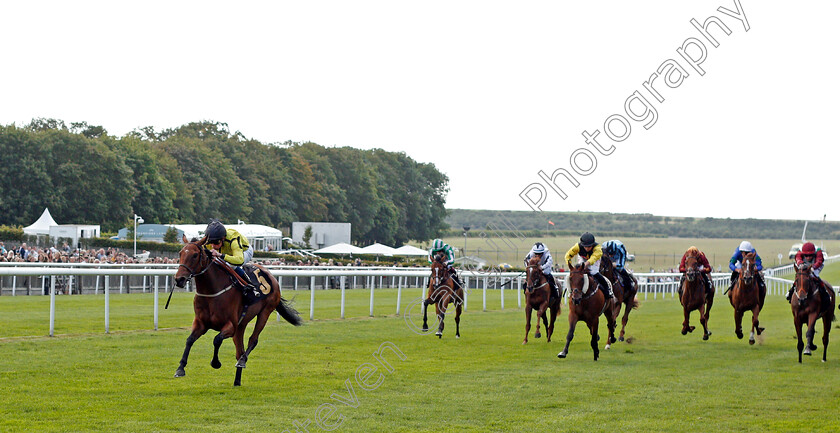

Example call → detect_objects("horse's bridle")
793 265 815 305
178 244 213 282
568 268 595 305
740 257 755 285
526 264 547 294
684 255 700 281
431 254 450 289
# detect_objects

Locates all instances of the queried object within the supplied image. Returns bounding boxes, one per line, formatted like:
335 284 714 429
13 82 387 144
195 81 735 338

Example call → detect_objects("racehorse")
791 264 835 362
599 259 638 342
172 236 302 386
678 250 714 340
522 256 561 344
422 252 463 338
728 252 764 345
557 262 617 360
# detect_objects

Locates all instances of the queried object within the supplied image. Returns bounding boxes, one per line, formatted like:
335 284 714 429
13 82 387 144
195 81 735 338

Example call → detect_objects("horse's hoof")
749 339 755 346
703 334 709 341
455 334 460 339
211 359 222 369
736 331 743 339
557 352 567 359
688 326 695 333
235 361 246 369
605 344 611 350
422 326 428 332
809 343 818 351
757 327 765 335
609 336 617 344
804 349 812 356
535 333 541 339
618 336 625 342
522 340 528 344
681 329 688 335
436 331 442 338
174 368 185 378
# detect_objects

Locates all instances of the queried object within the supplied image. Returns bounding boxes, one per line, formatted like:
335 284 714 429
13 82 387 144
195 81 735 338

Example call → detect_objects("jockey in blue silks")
727 241 766 296
601 240 636 293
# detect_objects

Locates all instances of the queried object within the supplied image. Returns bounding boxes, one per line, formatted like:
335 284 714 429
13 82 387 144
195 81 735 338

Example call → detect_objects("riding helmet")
579 232 596 247
738 241 753 252
432 239 444 251
801 242 816 255
532 242 546 254
205 220 226 242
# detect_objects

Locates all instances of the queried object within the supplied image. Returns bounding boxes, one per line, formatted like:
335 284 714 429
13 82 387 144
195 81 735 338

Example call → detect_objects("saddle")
214 259 272 303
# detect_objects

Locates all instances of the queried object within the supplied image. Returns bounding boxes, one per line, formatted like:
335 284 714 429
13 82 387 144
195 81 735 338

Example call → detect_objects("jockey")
727 241 766 295
601 239 637 293
523 242 560 299
204 220 259 301
678 246 714 296
787 242 832 305
564 232 615 300
428 239 461 288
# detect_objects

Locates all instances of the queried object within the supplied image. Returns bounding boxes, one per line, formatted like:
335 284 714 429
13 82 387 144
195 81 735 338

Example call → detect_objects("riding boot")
593 273 614 300
786 285 794 302
621 269 635 293
678 274 686 298
546 274 560 300
703 274 714 296
726 271 738 294
449 269 462 288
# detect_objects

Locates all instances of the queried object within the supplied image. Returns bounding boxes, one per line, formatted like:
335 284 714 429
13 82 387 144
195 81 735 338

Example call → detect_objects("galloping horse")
791 264 835 362
600 259 638 342
522 256 561 344
173 236 302 386
422 252 463 338
557 262 617 360
678 250 714 340
728 252 764 345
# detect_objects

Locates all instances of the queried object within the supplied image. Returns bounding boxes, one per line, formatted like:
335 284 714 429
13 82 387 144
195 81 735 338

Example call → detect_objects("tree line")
0 119 449 245
446 209 840 240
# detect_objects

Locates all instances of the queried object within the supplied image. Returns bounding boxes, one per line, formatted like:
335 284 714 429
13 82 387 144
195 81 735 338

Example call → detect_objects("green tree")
303 225 313 248
163 226 179 243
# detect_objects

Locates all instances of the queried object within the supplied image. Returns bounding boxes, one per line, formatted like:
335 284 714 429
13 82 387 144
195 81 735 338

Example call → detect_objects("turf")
2 288 839 432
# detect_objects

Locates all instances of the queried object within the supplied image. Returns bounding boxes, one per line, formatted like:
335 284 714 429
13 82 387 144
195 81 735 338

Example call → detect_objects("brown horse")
522 256 561 344
557 262 616 360
600 259 639 342
791 264 835 362
172 236 302 386
728 252 764 345
422 253 463 338
678 250 714 340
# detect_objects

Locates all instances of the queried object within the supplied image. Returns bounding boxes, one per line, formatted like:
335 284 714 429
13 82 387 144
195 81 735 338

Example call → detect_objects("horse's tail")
631 296 640 310
276 297 303 326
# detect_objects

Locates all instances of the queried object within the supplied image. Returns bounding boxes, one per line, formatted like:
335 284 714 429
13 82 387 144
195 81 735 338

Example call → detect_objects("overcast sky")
2 1 836 221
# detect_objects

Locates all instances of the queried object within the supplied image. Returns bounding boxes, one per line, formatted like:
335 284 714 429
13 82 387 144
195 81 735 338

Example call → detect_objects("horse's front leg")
698 301 709 341
211 321 236 370
236 308 271 369
733 309 744 339
605 304 617 348
749 304 761 345
805 312 819 354
589 318 601 361
557 316 577 359
435 297 449 338
175 320 207 377
535 302 547 340
682 304 693 335
794 318 804 362
523 304 533 344
547 302 560 343
454 303 462 339
822 314 831 362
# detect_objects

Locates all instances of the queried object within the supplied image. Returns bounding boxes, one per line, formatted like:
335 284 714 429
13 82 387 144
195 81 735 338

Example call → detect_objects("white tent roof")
23 208 59 235
360 243 397 256
393 245 428 256
314 243 364 255
174 223 283 240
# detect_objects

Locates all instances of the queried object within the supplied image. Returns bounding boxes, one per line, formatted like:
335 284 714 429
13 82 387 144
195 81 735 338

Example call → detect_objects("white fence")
2 256 838 337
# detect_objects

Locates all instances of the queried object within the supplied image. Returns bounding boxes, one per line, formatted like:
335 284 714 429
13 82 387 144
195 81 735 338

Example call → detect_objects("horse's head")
684 247 701 282
740 252 756 285
430 253 447 287
794 262 813 307
525 255 544 293
565 262 591 306
174 236 211 288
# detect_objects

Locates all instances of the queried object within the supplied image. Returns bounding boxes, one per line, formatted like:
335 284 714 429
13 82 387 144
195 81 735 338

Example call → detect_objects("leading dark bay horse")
599 259 638 342
678 250 713 340
522 256 561 344
791 264 835 362
557 262 617 360
728 252 764 345
172 236 302 386
422 252 463 338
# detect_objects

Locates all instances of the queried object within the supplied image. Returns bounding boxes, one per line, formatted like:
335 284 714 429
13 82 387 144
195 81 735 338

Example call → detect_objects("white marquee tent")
23 208 59 235
393 245 428 257
359 243 398 256
313 242 364 255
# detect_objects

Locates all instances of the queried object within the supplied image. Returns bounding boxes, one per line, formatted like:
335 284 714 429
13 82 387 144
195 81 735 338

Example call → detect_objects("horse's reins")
165 245 226 309
526 265 548 294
